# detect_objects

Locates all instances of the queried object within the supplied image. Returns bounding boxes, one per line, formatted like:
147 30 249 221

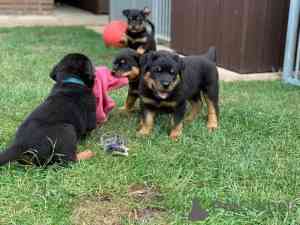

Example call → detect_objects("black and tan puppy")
122 7 156 54
138 48 219 140
0 53 97 166
111 48 142 112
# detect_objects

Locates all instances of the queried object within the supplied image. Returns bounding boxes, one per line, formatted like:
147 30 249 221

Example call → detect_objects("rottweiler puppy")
111 48 142 112
122 7 156 54
138 47 219 140
0 53 97 167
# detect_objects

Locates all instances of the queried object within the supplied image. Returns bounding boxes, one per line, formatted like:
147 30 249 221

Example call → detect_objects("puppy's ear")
50 65 58 81
143 7 151 17
172 54 185 72
140 51 157 73
122 9 130 18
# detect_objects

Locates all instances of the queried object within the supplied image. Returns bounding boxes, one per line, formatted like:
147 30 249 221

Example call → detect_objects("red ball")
103 20 128 48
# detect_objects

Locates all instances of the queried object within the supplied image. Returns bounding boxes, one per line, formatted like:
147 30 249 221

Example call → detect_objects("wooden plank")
195 0 222 56
240 0 268 73
171 0 199 54
260 0 290 72
219 0 245 71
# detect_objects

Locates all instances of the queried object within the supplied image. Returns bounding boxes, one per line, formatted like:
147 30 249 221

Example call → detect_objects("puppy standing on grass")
122 7 156 54
138 48 219 140
111 48 142 112
0 53 97 167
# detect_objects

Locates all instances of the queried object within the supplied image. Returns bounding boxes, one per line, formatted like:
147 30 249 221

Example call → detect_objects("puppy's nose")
161 81 170 88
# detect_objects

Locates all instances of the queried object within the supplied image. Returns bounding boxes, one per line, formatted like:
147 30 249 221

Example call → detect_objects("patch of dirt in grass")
72 185 169 225
128 183 163 203
72 193 128 225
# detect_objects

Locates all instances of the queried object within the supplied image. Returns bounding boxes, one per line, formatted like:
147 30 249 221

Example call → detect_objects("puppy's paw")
207 122 218 132
137 127 151 136
118 106 135 113
119 106 129 112
76 150 96 161
169 129 182 141
137 47 146 55
121 34 128 45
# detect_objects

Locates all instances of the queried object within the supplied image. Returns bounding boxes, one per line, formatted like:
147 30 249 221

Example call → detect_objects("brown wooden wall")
171 0 290 73
0 0 54 14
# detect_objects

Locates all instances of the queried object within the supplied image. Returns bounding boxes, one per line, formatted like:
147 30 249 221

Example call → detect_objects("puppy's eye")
120 59 126 64
170 69 175 74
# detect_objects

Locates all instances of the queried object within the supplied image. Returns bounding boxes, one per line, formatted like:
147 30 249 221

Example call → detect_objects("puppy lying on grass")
0 53 97 167
138 47 219 140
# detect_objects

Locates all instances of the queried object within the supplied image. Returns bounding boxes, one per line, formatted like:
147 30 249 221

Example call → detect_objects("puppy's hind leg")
204 86 219 132
185 95 203 123
76 150 96 161
47 124 96 164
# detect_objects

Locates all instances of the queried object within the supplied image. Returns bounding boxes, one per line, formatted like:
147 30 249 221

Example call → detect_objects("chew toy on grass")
100 133 129 156
103 20 128 48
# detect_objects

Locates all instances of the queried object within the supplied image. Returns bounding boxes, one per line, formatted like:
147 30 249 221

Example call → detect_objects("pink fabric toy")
93 66 128 124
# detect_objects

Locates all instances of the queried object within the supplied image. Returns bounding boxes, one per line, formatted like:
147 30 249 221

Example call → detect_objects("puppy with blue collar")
0 53 97 167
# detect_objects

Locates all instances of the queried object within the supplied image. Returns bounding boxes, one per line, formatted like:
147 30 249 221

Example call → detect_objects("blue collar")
62 77 85 86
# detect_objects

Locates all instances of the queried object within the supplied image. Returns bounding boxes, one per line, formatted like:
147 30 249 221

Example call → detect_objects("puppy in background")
111 48 142 112
0 53 97 167
122 7 156 54
138 47 219 140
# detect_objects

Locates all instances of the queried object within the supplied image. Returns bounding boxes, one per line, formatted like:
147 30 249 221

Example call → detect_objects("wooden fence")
171 0 290 73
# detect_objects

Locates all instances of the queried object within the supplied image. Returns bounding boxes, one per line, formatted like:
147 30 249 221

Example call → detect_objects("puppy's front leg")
120 93 138 112
137 109 155 136
170 103 186 140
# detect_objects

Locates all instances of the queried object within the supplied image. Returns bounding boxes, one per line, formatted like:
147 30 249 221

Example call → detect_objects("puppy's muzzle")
161 81 171 89
128 23 144 32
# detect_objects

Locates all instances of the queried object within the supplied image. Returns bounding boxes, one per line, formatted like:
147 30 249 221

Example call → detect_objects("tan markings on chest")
126 35 148 44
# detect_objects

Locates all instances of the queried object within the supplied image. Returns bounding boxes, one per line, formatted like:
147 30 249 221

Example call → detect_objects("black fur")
138 47 219 137
122 7 156 53
0 53 97 166
111 48 142 111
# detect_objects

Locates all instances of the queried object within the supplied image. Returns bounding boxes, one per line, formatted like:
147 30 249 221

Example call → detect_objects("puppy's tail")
146 19 155 38
204 46 217 63
0 145 22 166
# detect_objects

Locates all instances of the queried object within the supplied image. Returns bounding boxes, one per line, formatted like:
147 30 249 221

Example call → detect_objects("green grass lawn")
0 26 299 225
